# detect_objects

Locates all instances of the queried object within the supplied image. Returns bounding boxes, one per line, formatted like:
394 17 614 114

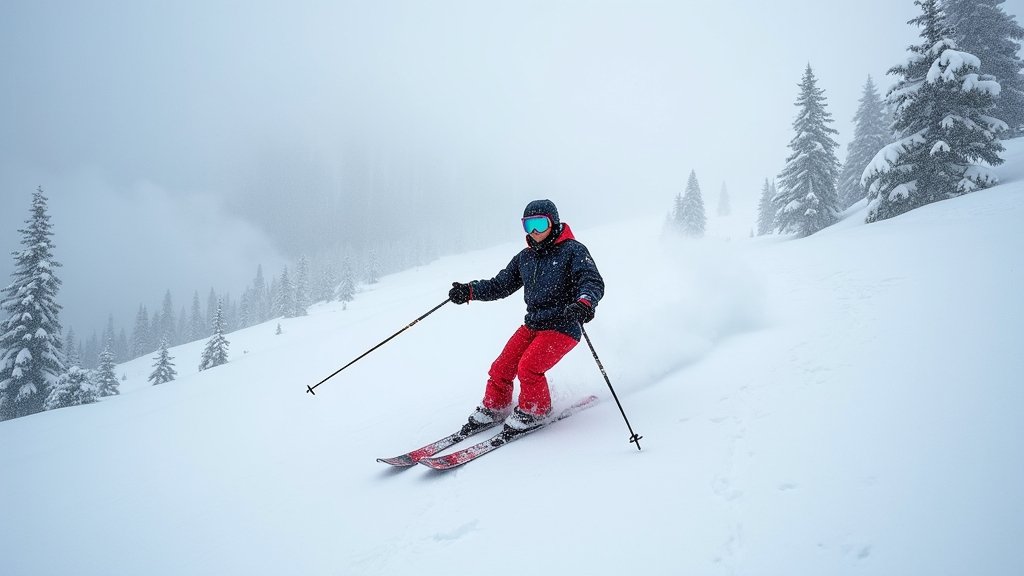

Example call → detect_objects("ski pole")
306 298 451 395
581 326 643 450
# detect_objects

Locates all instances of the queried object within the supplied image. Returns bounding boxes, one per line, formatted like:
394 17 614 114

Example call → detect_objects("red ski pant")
482 325 579 416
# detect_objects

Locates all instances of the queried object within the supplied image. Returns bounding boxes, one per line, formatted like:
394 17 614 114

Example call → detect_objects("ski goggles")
522 215 552 234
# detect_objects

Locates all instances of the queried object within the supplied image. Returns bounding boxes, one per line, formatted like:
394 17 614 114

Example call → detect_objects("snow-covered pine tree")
82 332 99 370
944 0 1024 136
774 65 841 236
149 339 177 385
155 286 176 340
675 170 707 237
252 265 269 323
222 293 237 334
275 267 296 318
364 249 381 284
717 183 732 216
295 256 311 316
131 305 149 359
64 328 81 368
839 76 891 210
206 288 217 333
0 187 66 421
670 192 685 232
338 259 356 304
93 342 120 397
102 315 118 362
147 312 160 355
44 366 96 411
116 328 129 361
241 289 256 329
757 179 776 235
863 0 1006 223
198 300 229 371
268 277 280 315
189 291 204 341
317 265 337 303
175 307 187 346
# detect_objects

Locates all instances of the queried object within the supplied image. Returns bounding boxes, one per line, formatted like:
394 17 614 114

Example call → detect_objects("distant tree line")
64 248 370 371
0 183 436 422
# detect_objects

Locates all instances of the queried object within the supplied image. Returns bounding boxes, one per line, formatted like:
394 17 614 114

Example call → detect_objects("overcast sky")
2 0 1022 339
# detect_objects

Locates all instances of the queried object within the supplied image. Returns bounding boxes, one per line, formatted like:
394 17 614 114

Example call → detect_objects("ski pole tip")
630 434 643 451
306 385 316 395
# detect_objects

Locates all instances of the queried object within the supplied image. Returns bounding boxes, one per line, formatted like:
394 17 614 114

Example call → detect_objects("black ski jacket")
468 223 604 340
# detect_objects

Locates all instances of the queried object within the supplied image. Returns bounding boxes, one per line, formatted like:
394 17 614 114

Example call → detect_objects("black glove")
449 282 472 305
564 300 595 323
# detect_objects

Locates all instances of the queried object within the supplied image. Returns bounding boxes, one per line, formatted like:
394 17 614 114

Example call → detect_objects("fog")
3 0 1016 339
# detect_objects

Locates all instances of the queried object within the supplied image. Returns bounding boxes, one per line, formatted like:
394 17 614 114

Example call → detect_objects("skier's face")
529 226 552 242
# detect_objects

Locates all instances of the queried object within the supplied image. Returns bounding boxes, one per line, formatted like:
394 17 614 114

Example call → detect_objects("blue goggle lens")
522 216 551 234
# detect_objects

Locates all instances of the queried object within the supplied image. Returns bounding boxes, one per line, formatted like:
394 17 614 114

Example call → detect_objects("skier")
448 199 605 440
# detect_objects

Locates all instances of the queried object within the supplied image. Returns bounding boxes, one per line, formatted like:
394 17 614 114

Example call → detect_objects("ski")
376 422 501 467
417 395 599 471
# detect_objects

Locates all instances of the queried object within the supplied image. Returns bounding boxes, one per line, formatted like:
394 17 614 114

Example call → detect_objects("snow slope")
2 141 1023 575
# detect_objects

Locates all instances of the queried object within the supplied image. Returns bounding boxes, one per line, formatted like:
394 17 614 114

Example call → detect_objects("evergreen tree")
44 366 96 411
268 277 280 317
774 65 841 236
669 192 684 230
148 312 160 355
864 0 1006 223
175 307 188 346
717 183 732 216
674 170 707 237
0 187 66 421
93 343 120 397
337 259 356 304
102 315 118 362
116 328 129 362
82 332 99 370
364 249 381 284
206 288 217 334
64 327 81 367
131 305 147 358
159 290 176 346
238 289 254 329
222 293 237 333
199 300 230 371
839 76 891 210
252 265 269 323
295 256 311 316
189 291 204 342
757 179 777 235
944 0 1024 136
318 265 338 303
275 267 296 318
148 340 177 385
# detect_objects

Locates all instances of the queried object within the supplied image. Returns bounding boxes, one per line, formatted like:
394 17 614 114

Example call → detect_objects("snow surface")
2 141 1024 575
